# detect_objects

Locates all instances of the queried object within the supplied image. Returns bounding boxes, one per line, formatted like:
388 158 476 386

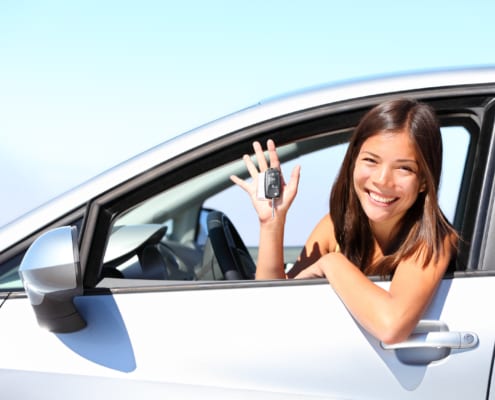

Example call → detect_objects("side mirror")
19 226 86 333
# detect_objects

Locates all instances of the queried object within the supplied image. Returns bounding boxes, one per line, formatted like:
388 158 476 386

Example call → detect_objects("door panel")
0 276 493 399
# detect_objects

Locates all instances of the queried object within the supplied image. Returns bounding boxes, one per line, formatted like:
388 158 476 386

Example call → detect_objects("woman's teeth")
368 191 397 204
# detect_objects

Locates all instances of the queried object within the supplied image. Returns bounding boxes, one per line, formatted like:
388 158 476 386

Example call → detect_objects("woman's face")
353 130 424 233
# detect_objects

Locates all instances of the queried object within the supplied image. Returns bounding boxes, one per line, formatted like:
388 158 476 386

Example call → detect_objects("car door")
1 266 494 399
1 91 495 399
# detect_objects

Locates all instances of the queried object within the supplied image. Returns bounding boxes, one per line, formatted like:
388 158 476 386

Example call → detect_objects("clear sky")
1 0 494 227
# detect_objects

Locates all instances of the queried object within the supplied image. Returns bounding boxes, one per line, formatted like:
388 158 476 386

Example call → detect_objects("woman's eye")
398 165 415 173
363 157 376 163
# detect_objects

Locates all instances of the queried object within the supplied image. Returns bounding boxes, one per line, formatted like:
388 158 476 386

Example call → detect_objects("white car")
1 68 495 399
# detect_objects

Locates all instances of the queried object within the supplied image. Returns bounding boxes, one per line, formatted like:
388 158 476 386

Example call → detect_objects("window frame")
84 96 490 289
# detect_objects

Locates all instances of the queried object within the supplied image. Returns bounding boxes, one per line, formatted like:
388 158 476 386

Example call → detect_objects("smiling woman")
329 99 455 278
231 99 459 344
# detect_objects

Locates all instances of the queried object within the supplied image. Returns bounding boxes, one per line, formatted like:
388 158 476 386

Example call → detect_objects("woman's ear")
419 180 427 193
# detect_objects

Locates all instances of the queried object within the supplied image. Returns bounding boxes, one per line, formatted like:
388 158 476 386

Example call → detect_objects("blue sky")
1 0 494 227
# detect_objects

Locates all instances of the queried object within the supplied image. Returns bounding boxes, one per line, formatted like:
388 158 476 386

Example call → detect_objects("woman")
230 99 458 344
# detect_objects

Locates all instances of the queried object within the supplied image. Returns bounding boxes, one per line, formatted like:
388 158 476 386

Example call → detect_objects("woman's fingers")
231 140 301 224
287 165 301 195
253 141 268 171
276 164 300 209
266 139 280 170
293 261 324 279
229 174 249 192
242 154 260 178
250 139 282 172
232 139 292 200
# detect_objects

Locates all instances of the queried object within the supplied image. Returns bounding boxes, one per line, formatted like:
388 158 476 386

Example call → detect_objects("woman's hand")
230 139 300 224
293 259 327 279
293 252 341 279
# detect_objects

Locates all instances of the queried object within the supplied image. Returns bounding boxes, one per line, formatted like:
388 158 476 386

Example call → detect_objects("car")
1 67 495 399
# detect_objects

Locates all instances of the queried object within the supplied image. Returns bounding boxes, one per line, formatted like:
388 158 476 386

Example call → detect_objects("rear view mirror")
19 226 86 333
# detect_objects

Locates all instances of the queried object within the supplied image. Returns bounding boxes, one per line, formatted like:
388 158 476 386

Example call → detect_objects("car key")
258 168 281 218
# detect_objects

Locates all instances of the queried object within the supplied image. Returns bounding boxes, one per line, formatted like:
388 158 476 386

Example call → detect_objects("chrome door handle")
381 331 478 350
380 320 479 365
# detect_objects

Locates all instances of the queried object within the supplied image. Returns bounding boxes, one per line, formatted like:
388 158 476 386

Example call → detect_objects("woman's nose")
372 165 394 187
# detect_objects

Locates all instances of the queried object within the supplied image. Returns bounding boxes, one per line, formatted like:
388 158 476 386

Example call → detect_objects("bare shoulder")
311 214 337 251
288 214 337 277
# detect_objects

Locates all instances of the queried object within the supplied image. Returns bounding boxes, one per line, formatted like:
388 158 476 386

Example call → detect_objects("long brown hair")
330 99 458 276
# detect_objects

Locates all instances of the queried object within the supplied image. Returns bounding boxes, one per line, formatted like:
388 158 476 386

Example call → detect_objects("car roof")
2 66 495 252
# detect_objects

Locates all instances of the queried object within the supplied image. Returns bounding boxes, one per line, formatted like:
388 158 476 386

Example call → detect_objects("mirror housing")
19 226 86 333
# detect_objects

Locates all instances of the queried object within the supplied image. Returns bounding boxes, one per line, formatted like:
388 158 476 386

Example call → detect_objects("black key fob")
264 168 281 199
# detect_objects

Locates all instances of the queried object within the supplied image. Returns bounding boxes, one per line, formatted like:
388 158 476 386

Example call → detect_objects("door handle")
380 320 479 365
381 330 478 350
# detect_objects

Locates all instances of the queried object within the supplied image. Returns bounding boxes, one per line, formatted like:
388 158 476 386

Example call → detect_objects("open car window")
101 125 471 284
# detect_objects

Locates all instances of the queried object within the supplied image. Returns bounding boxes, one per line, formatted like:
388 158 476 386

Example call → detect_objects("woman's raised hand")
230 139 300 224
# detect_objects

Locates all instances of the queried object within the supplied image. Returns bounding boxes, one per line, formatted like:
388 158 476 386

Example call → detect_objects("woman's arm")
296 236 453 344
230 140 300 279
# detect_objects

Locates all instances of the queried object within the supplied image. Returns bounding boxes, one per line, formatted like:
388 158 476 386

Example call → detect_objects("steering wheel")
206 211 256 280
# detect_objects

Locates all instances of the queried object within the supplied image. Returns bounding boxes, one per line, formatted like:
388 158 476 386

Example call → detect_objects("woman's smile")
367 190 399 205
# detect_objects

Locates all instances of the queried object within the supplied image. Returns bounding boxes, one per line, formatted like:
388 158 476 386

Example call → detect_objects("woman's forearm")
319 252 444 344
255 220 287 280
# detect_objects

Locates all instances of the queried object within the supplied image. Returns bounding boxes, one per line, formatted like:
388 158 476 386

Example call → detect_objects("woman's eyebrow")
361 151 418 164
396 158 418 164
361 150 378 157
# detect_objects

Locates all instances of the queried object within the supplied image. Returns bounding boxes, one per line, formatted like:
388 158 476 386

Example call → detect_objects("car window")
0 125 473 290
204 126 471 264
101 125 471 282
0 253 24 291
438 126 470 223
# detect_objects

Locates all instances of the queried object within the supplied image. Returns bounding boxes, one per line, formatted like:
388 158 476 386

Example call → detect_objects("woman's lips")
367 190 398 205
